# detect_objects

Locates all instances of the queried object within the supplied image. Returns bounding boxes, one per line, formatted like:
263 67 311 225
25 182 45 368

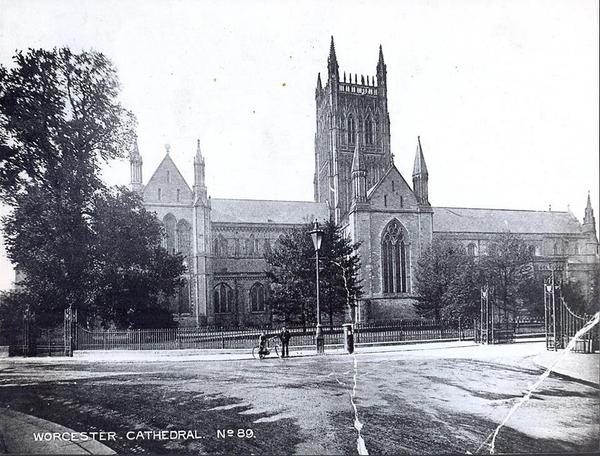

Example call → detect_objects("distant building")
130 38 598 326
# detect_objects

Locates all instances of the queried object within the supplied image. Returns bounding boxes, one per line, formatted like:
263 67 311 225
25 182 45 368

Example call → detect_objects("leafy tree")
414 239 480 320
3 186 184 328
1 48 182 328
0 48 135 204
414 232 540 322
265 220 361 328
88 187 185 328
561 265 599 317
481 232 536 324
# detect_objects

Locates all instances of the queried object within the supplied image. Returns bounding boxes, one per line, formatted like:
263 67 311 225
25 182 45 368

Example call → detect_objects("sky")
0 0 598 290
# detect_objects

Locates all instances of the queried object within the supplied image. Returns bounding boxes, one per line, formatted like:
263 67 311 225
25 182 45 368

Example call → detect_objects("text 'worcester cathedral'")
130 38 599 326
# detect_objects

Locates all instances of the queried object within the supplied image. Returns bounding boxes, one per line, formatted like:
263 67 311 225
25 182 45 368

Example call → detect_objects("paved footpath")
531 348 599 385
0 409 116 455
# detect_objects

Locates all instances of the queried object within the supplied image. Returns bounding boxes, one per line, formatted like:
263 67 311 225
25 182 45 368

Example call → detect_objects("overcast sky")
0 0 598 290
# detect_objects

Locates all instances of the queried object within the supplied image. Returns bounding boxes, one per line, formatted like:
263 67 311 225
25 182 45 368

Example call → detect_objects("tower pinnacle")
194 138 204 163
412 136 430 206
327 36 339 78
194 138 207 204
412 136 429 177
351 140 367 204
129 138 143 193
583 191 596 233
376 44 386 86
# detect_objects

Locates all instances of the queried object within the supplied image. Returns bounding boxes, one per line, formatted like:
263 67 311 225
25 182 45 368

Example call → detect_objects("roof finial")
165 144 171 155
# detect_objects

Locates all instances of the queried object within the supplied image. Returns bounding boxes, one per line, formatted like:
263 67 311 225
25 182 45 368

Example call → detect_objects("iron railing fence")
76 319 476 351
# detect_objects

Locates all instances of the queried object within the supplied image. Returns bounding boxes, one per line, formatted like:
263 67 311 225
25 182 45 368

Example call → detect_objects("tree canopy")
265 220 361 327
414 239 480 320
0 48 136 203
414 232 540 321
0 48 183 329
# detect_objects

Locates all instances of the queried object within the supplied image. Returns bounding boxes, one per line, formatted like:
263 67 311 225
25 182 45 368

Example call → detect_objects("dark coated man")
279 326 291 358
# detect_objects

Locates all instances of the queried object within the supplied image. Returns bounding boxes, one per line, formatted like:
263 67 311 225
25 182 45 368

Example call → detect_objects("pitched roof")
211 198 329 225
433 207 583 235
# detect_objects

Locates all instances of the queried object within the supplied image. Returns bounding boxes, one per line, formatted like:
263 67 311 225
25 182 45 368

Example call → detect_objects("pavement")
0 409 116 455
530 348 599 385
0 339 597 455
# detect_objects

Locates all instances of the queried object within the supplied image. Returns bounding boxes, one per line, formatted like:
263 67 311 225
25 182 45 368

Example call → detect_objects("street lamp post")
309 220 324 354
180 259 188 323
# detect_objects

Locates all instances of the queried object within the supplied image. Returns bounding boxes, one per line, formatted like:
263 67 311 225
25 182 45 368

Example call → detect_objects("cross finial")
165 144 171 154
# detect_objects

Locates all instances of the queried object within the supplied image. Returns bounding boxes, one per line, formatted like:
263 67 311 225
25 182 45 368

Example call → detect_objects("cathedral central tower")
314 37 393 223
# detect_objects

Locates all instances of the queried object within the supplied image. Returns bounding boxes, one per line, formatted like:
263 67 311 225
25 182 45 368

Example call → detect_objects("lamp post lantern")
309 220 325 354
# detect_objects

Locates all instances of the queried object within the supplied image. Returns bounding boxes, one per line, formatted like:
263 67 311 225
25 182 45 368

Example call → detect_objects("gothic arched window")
467 243 477 256
381 219 408 294
176 219 192 256
250 282 265 312
365 117 373 145
163 214 176 254
213 283 233 313
347 115 355 144
339 114 346 144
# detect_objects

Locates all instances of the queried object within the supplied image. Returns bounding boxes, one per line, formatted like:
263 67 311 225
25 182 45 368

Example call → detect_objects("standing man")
279 326 291 358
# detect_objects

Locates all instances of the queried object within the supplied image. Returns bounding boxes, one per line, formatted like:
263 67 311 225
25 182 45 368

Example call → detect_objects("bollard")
342 323 354 354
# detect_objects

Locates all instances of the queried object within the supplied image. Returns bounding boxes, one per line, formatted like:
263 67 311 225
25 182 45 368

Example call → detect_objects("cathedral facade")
130 38 599 326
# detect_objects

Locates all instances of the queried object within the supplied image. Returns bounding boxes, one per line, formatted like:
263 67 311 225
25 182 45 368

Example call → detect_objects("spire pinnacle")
130 138 141 160
378 44 384 65
413 136 428 176
316 72 322 91
327 36 339 78
584 190 595 228
351 140 365 172
194 139 204 163
329 36 336 62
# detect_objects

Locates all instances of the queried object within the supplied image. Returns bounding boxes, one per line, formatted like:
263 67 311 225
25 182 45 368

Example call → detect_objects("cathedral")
129 38 599 326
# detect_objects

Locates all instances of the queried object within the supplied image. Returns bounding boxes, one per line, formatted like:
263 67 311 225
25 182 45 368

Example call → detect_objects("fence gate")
477 284 515 344
544 275 595 353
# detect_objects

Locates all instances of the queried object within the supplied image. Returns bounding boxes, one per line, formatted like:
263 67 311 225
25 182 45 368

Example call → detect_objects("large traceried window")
250 282 265 312
163 213 177 254
213 283 233 313
381 219 409 294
